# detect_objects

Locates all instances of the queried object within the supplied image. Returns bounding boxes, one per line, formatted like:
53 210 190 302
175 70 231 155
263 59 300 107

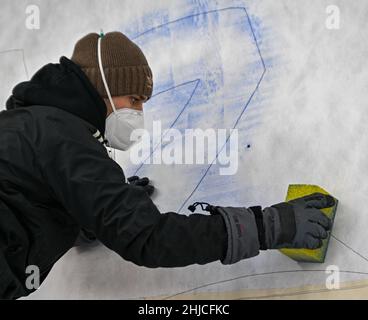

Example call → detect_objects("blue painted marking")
125 5 267 213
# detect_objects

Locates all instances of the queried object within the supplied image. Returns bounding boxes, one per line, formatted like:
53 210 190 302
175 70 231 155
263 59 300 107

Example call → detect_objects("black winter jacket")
0 56 227 299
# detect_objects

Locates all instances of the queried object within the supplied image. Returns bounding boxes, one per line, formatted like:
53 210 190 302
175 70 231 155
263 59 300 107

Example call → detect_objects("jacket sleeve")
37 115 227 267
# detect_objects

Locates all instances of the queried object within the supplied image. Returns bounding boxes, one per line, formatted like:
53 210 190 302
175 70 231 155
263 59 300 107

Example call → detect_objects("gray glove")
190 193 335 265
258 193 335 250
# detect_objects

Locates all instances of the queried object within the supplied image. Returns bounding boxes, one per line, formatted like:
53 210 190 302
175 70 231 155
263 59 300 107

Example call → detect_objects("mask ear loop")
98 31 116 160
97 32 117 114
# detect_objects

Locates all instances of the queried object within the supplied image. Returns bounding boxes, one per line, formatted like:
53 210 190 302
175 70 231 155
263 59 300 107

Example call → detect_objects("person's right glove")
201 192 335 265
250 193 335 250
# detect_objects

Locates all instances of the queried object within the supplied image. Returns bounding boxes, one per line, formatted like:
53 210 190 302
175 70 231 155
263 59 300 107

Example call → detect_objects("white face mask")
97 33 144 151
105 108 144 151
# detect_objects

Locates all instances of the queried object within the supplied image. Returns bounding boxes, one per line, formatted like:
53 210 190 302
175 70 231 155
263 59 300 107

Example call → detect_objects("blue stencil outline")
131 6 266 213
132 79 201 175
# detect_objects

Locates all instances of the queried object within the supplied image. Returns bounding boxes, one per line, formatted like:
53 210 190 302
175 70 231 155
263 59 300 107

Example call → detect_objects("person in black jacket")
0 31 334 299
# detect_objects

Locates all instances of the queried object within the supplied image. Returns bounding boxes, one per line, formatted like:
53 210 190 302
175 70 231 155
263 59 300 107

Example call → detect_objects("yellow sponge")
279 184 338 263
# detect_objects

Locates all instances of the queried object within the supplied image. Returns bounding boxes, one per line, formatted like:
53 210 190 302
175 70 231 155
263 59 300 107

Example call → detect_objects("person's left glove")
73 228 98 247
127 175 155 196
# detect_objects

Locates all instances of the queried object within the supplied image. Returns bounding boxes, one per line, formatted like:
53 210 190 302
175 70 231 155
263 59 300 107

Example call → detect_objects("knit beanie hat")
71 31 153 99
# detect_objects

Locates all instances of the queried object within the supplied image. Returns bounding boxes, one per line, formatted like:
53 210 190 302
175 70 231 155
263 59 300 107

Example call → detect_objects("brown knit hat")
71 31 153 99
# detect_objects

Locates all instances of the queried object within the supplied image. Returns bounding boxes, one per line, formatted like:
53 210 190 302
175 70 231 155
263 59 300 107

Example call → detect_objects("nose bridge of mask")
97 32 117 114
117 108 144 132
115 109 137 130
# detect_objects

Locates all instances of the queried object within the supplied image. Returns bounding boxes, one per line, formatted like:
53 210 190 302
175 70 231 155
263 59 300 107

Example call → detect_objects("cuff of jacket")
217 206 260 265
